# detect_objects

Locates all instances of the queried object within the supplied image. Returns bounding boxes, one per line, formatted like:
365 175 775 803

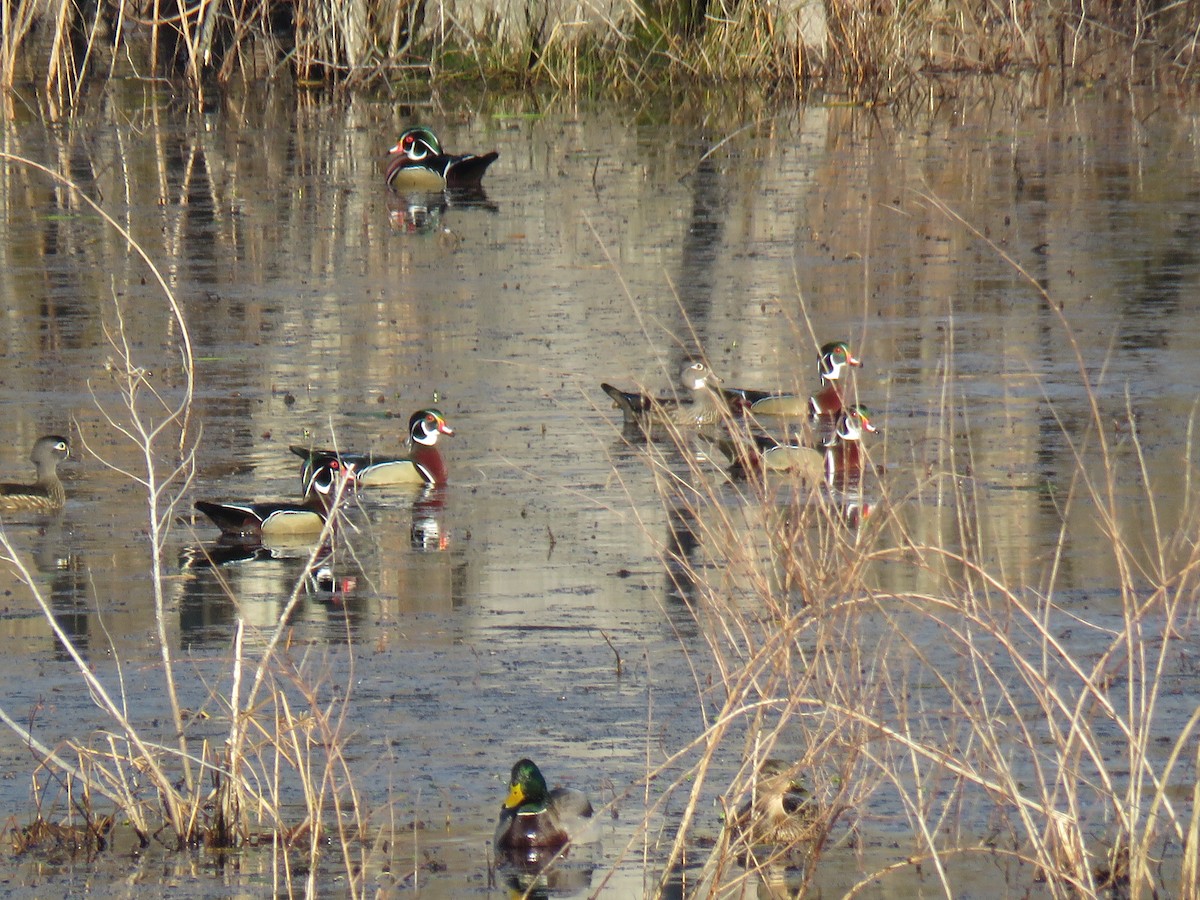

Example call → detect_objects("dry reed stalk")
0 0 38 88
586 174 1199 894
0 156 374 891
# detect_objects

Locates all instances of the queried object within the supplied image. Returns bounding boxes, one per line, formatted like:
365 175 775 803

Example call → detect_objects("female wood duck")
0 435 70 512
602 361 725 431
494 758 594 861
194 459 353 539
727 759 812 847
385 126 499 191
290 408 454 488
722 341 862 419
702 428 825 484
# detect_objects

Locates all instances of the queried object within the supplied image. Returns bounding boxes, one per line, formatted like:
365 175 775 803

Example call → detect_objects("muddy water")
0 80 1198 896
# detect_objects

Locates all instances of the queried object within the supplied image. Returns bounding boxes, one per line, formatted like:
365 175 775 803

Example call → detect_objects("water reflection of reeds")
1 89 1199 894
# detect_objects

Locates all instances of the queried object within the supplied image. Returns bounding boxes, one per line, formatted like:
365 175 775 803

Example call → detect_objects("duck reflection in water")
178 539 360 638
386 186 497 235
410 483 449 552
664 502 704 605
501 864 594 898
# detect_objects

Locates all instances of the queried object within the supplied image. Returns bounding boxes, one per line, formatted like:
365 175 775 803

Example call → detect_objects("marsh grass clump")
598 238 1200 894
0 158 382 893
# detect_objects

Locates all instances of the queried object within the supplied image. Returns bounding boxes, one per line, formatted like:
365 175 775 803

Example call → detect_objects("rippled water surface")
0 80 1198 896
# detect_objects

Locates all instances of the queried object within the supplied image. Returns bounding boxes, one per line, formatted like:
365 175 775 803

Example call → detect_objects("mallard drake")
494 758 594 861
194 459 354 539
0 435 70 512
722 341 863 419
727 759 812 847
601 360 725 431
385 126 499 190
290 408 454 488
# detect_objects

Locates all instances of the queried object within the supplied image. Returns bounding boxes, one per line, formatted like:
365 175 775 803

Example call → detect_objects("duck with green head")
494 758 594 862
385 126 499 191
722 340 863 421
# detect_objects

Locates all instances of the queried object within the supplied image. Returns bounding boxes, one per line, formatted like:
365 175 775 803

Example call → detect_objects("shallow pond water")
0 79 1198 896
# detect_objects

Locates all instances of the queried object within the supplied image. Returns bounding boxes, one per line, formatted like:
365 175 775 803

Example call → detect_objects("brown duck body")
0 435 69 512
703 429 825 483
707 406 876 489
602 361 725 431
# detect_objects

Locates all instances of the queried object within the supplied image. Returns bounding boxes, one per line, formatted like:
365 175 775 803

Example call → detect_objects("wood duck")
825 404 876 491
722 341 862 419
385 126 499 191
290 408 454 488
706 404 876 488
494 758 594 861
410 483 449 551
0 435 70 512
702 428 825 484
194 459 353 539
602 361 725 430
727 759 812 847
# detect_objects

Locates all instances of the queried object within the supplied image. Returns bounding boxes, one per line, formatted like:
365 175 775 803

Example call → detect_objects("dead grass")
587 191 1200 896
0 155 376 895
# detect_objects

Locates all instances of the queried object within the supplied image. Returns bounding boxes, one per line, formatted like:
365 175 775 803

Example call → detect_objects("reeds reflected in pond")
0 87 1199 896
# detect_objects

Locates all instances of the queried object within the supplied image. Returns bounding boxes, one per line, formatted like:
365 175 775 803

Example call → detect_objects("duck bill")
387 141 403 155
504 784 526 809
848 354 863 368
438 421 455 436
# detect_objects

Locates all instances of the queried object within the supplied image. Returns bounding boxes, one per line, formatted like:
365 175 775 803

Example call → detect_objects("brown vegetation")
576 181 1200 895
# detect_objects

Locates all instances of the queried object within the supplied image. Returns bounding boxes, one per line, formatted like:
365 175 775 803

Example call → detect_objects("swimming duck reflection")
386 186 497 235
177 538 363 642
500 863 595 898
410 483 449 551
28 512 92 659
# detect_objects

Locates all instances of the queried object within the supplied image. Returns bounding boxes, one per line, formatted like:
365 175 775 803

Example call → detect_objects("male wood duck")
0 435 70 512
194 459 353 539
494 758 594 862
727 759 813 847
410 483 449 551
706 404 876 488
602 361 725 431
385 126 499 190
290 408 454 488
825 404 877 491
722 341 862 419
